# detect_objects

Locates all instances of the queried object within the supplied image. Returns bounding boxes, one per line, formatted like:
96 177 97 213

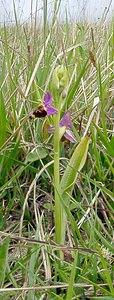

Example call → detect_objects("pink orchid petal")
44 92 53 106
60 111 72 128
47 105 58 116
64 129 76 143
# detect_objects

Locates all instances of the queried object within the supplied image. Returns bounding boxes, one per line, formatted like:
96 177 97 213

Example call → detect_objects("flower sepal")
59 126 66 141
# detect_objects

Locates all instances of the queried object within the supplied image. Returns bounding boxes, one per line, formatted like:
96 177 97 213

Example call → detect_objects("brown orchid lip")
30 105 47 119
61 135 70 143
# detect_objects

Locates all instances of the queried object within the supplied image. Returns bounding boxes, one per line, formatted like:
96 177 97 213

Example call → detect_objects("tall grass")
0 0 114 299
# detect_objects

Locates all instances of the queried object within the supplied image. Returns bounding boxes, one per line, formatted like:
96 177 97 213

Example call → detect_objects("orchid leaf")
26 148 48 163
60 135 90 195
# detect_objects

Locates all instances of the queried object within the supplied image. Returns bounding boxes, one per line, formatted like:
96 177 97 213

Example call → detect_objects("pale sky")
0 0 114 23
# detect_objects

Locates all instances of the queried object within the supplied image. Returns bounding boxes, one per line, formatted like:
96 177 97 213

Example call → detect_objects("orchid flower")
48 111 76 143
30 92 58 119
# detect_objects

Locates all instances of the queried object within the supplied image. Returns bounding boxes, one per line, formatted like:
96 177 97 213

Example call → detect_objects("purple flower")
44 92 58 116
48 111 76 143
60 112 76 143
30 92 58 119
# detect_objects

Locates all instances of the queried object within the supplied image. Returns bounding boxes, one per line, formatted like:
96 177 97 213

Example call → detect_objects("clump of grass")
0 0 114 299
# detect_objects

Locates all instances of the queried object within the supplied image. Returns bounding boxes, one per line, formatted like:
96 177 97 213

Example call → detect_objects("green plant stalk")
54 103 61 244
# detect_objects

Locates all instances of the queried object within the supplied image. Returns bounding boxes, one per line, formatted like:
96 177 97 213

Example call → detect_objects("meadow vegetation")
0 1 114 299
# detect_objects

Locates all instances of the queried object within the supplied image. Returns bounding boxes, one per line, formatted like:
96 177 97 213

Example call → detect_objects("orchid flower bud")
52 65 68 97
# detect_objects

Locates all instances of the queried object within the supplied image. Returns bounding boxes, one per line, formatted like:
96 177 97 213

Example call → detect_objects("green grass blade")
97 62 107 138
90 297 114 300
28 227 40 300
66 254 77 300
79 275 112 296
0 161 38 191
81 173 114 200
95 228 113 252
94 123 114 157
0 237 10 287
0 91 7 147
67 58 89 106
59 192 85 246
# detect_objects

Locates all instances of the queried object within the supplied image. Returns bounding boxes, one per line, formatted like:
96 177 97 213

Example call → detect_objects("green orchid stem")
54 100 61 245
